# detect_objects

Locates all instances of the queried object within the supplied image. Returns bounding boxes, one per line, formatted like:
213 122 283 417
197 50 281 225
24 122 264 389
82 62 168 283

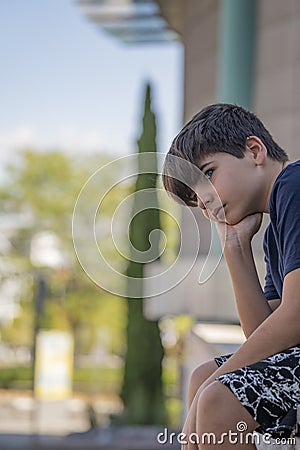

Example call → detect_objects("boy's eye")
204 168 214 179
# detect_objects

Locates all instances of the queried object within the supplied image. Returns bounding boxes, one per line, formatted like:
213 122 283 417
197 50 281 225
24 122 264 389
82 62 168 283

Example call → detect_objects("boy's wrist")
224 237 252 258
219 213 263 254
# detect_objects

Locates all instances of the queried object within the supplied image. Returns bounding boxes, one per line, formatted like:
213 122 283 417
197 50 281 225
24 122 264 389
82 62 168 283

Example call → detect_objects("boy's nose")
197 196 209 209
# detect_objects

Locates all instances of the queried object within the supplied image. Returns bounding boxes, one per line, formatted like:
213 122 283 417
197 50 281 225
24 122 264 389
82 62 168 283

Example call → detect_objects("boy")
162 104 300 449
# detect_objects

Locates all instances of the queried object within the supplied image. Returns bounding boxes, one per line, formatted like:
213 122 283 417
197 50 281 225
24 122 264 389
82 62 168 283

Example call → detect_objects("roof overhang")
156 0 183 36
77 0 182 44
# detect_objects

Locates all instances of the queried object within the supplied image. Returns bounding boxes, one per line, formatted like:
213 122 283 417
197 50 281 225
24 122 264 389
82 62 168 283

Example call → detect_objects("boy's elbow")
267 298 281 312
276 302 300 342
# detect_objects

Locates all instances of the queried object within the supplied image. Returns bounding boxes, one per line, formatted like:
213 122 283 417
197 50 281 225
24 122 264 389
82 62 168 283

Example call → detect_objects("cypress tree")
121 83 166 424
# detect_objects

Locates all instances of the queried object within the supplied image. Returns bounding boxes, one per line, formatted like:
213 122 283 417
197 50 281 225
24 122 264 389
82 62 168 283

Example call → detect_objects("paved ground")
0 427 181 449
5 390 300 450
0 390 180 449
0 389 121 435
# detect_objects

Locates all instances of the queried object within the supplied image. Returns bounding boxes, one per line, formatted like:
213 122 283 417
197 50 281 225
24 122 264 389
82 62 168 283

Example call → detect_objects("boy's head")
162 103 289 224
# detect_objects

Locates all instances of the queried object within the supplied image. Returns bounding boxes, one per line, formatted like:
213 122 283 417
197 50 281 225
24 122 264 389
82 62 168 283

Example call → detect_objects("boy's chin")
225 217 240 226
226 213 258 226
223 213 245 226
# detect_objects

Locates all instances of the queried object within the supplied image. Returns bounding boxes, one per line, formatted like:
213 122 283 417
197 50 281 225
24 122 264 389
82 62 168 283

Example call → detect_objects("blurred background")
0 0 300 448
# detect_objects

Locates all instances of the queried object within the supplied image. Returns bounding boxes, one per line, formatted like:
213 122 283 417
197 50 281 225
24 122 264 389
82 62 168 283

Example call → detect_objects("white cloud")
57 126 129 154
0 125 38 152
0 125 130 172
0 125 39 175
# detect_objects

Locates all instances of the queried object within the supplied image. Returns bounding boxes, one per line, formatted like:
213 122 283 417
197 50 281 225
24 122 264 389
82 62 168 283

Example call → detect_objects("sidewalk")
0 426 181 449
0 390 180 449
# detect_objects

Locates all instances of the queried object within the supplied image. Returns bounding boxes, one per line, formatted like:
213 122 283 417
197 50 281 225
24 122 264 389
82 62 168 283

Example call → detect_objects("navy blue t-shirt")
264 160 300 301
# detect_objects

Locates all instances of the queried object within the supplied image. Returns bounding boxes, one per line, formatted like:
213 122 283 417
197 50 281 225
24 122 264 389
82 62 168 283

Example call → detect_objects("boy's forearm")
224 242 272 338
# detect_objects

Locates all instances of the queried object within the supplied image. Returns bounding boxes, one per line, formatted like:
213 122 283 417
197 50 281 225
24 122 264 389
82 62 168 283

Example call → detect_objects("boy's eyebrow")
199 161 214 172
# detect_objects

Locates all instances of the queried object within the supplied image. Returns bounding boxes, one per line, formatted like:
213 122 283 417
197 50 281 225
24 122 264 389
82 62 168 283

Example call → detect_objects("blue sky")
0 0 183 170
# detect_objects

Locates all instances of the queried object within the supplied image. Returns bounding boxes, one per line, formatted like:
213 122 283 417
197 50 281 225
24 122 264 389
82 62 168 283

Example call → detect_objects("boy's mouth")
212 205 225 220
202 204 226 221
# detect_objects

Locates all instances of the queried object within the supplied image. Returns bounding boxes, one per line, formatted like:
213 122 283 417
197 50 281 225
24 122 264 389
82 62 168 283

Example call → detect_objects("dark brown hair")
162 103 288 207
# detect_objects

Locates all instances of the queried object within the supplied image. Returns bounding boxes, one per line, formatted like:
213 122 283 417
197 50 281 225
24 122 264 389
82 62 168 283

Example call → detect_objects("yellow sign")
34 330 74 400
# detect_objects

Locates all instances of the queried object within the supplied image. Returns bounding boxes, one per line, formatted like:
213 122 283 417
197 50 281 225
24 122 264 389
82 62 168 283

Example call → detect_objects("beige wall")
182 0 219 122
178 0 220 258
254 0 300 162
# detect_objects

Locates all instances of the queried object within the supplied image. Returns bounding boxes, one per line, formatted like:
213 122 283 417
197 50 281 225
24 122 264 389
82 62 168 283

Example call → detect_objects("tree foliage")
0 149 127 357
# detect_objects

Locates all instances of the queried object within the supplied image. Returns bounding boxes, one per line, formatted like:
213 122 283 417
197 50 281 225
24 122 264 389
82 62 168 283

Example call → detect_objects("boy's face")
194 150 265 225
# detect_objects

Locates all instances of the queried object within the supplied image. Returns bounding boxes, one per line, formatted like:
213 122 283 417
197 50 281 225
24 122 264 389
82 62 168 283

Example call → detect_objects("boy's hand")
203 211 263 250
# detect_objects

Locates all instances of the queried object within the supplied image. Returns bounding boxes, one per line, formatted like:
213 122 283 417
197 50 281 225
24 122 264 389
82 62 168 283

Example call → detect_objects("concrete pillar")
218 0 257 109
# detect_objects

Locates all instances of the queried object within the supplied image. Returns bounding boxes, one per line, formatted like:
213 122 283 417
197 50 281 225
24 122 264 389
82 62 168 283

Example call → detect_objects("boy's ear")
245 136 267 165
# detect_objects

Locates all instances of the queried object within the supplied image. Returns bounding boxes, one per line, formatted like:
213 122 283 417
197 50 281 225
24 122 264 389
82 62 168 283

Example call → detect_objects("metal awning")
77 0 180 44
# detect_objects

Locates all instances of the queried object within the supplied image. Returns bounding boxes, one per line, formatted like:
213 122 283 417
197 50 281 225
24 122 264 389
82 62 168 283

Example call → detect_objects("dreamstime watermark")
72 153 226 298
156 422 297 446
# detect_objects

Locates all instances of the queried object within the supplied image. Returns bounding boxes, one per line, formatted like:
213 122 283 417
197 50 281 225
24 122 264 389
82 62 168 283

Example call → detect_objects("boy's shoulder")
270 160 300 213
273 160 300 192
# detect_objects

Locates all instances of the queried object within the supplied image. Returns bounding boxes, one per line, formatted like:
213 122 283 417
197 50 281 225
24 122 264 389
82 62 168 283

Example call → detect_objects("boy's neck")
263 160 289 213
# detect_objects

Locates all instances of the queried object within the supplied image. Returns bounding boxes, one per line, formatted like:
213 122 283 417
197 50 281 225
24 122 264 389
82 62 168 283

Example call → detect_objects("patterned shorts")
215 345 300 438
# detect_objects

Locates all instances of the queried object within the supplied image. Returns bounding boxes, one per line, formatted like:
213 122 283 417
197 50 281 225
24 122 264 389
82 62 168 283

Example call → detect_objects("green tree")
0 150 127 357
121 83 167 424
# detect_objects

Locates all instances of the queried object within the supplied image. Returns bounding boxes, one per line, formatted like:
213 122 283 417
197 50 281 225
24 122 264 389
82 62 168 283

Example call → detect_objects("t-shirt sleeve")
263 230 280 300
274 167 300 278
264 262 280 300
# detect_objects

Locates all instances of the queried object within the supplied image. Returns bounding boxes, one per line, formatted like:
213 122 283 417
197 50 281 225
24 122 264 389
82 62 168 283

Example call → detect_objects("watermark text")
156 423 297 446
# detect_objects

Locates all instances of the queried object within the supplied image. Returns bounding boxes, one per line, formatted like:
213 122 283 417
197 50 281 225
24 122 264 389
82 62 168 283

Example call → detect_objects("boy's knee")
197 381 223 416
196 381 238 435
188 359 218 406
